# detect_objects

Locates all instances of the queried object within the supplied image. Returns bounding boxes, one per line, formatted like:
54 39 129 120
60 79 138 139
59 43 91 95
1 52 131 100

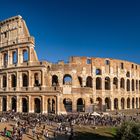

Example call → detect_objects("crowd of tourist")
0 110 140 140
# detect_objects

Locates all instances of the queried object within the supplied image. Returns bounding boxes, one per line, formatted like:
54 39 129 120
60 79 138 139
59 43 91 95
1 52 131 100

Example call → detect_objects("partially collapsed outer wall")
0 15 140 114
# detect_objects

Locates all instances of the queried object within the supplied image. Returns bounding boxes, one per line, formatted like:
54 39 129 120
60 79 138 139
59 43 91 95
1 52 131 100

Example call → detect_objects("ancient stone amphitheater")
0 15 139 114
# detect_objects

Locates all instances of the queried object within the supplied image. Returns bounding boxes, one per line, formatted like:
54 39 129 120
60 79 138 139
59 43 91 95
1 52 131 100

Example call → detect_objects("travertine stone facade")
0 15 140 114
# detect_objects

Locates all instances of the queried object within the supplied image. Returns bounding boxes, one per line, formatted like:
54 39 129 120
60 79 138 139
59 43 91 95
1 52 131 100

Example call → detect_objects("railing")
0 36 34 47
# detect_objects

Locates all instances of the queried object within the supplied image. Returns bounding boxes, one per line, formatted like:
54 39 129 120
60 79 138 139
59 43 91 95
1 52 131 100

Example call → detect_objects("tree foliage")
115 121 140 140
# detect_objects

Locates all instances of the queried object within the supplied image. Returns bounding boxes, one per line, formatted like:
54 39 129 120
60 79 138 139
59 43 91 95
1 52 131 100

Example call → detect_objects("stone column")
7 96 11 111
0 97 2 111
118 98 121 110
17 48 22 64
72 99 77 113
17 96 21 112
29 96 34 113
118 78 120 91
8 51 12 65
42 95 47 113
41 69 45 87
7 73 10 90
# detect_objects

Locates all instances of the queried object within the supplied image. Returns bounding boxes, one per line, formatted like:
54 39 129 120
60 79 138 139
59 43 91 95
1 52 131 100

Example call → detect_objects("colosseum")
0 15 140 114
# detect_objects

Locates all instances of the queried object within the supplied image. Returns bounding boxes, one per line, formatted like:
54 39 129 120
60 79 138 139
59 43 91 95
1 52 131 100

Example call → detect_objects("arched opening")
120 78 125 89
127 98 130 108
34 73 40 86
86 76 93 88
48 98 51 113
11 97 17 112
126 71 130 77
132 79 135 91
63 74 72 85
96 69 102 75
12 51 17 64
96 77 102 90
136 80 138 90
34 98 41 113
105 60 110 65
121 98 125 109
105 77 110 90
132 98 135 108
22 98 28 112
127 79 130 91
63 98 72 112
3 53 8 66
23 50 28 62
136 98 138 108
96 97 102 110
114 98 118 110
77 98 85 112
105 97 111 109
3 75 7 88
78 76 82 87
52 75 59 86
2 97 7 111
113 77 118 89
11 74 16 87
52 99 55 114
139 81 140 91
22 74 28 87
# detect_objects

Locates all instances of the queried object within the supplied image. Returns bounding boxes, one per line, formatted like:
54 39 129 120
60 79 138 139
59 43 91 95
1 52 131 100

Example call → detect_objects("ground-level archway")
63 98 72 112
121 98 125 109
77 98 85 112
2 97 7 111
105 97 111 109
114 98 118 110
11 97 17 112
96 97 102 111
22 98 28 113
34 98 41 113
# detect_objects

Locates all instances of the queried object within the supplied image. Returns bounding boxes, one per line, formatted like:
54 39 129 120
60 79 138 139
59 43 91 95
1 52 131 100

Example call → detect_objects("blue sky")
1 0 140 64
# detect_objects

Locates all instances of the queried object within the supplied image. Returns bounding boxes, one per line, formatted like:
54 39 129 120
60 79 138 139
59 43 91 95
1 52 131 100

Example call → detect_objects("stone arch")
96 69 102 75
34 98 41 113
77 98 85 112
114 98 118 110
52 75 59 86
12 51 17 64
63 74 72 85
121 98 125 109
105 77 110 90
127 79 130 91
132 98 135 108
23 49 28 62
52 99 56 114
136 80 138 90
136 98 138 108
96 77 102 90
34 73 40 86
86 76 93 88
105 97 111 109
96 97 102 110
78 76 82 87
11 96 17 112
126 71 130 77
120 78 125 89
2 97 7 111
113 77 118 89
63 98 72 112
48 98 51 113
11 74 16 87
22 98 28 112
132 79 135 91
3 53 8 66
22 73 28 87
127 98 130 108
139 81 140 91
3 75 7 88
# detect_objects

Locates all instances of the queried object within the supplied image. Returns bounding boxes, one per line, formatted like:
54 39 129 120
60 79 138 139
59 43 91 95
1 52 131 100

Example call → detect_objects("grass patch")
74 125 117 140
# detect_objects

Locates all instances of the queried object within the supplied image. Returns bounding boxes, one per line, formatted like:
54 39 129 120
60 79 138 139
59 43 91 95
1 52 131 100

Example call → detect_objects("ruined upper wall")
0 15 34 48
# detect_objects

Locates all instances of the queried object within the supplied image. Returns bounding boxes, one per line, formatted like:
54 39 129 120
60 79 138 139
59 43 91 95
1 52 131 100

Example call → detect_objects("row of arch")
3 49 28 66
2 97 56 113
2 73 40 88
52 75 140 91
97 97 140 110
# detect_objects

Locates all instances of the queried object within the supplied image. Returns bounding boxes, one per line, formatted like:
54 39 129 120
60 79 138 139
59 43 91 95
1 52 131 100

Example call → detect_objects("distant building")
0 15 139 114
